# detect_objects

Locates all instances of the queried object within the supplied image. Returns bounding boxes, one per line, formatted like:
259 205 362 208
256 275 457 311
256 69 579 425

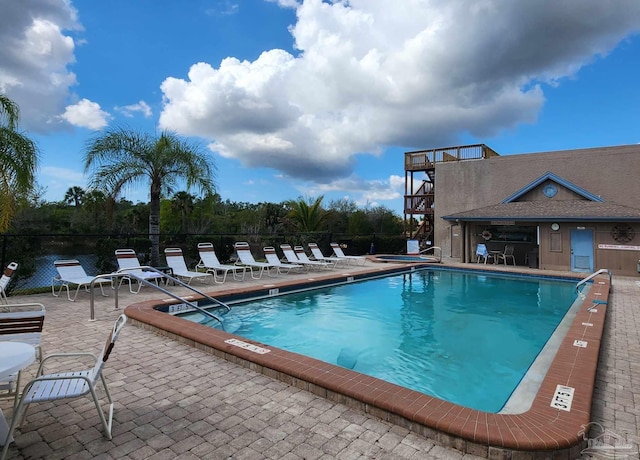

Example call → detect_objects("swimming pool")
179 269 578 412
125 263 610 457
374 254 440 263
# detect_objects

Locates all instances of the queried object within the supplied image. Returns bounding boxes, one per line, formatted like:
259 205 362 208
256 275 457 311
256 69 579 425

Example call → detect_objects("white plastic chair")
0 303 46 410
196 243 245 283
280 244 328 271
330 243 367 265
164 248 212 285
115 249 164 293
263 247 303 274
233 242 277 279
52 260 111 302
308 243 345 267
294 246 332 270
496 244 516 266
0 262 18 304
1 314 127 460
0 302 45 360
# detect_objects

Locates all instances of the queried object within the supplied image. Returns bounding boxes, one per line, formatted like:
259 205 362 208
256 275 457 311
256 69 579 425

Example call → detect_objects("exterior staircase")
404 144 499 241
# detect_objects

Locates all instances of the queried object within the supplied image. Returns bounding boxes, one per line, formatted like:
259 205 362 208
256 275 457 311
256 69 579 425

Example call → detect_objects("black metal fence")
0 232 407 297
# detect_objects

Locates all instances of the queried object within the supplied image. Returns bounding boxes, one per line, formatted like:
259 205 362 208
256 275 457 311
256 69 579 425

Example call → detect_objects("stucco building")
404 144 640 276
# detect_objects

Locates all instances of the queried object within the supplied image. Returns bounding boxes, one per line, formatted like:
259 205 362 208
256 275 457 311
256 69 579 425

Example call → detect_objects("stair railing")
575 268 612 294
89 267 231 324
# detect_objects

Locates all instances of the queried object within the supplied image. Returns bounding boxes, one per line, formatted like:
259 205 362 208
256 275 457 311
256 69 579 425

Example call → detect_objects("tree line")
2 93 405 274
12 188 404 239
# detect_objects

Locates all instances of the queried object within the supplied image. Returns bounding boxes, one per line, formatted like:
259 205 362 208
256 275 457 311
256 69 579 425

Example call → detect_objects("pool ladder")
87 266 231 323
575 268 612 294
419 246 442 262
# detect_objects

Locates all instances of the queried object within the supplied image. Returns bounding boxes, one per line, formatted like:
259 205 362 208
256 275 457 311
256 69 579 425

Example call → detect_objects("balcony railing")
404 193 434 214
404 144 499 171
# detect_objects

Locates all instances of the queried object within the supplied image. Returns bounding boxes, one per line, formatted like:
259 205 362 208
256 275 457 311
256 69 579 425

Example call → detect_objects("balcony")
404 144 499 171
404 193 434 214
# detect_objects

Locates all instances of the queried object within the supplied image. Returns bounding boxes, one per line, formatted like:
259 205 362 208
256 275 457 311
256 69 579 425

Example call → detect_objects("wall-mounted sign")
491 221 515 226
407 239 419 255
598 244 640 251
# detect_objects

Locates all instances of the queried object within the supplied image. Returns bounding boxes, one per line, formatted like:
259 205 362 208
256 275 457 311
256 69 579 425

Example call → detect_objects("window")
481 225 536 243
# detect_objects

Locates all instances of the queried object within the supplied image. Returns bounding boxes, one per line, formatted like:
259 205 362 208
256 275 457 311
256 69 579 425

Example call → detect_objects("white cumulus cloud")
296 174 404 208
158 0 640 185
115 100 152 118
0 0 80 132
60 98 110 130
41 165 85 183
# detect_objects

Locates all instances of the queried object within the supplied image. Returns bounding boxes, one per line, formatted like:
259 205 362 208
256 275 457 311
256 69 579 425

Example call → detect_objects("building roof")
442 200 640 222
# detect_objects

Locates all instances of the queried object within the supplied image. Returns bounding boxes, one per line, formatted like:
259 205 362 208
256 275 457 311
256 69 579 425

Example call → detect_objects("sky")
1 0 640 214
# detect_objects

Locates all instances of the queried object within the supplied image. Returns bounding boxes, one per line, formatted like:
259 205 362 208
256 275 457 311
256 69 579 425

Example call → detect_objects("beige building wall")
432 144 640 274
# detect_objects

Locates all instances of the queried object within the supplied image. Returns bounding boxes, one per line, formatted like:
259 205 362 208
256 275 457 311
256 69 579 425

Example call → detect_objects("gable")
501 172 603 204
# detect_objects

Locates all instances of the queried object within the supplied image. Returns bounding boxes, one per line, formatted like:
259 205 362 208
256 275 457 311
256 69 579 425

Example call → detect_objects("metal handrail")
419 246 442 262
89 266 231 324
576 268 612 293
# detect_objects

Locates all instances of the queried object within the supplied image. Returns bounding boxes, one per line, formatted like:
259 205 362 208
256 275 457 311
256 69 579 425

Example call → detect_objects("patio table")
0 341 36 446
489 250 501 264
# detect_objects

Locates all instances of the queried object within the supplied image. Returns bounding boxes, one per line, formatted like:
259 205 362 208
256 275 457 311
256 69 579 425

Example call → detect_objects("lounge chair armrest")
36 352 99 376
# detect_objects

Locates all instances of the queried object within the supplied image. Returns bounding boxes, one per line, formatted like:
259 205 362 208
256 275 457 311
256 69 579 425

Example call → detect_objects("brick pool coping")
124 264 610 458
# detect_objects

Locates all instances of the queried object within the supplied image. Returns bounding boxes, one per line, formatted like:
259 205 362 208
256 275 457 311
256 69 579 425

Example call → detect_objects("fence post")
0 234 7 269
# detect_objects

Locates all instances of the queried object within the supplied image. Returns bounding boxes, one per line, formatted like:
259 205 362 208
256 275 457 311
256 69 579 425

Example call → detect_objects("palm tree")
63 186 85 207
0 94 39 232
171 191 194 233
84 128 216 265
286 196 327 232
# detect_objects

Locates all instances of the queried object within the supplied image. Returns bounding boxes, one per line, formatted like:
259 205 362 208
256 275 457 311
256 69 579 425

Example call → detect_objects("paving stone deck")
1 263 638 459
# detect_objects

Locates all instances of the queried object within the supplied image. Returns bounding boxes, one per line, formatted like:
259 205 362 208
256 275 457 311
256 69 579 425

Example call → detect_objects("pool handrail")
576 268 612 294
419 246 442 262
88 267 231 324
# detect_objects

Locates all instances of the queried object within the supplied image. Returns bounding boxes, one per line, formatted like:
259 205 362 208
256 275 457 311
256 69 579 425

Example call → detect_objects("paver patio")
1 263 638 459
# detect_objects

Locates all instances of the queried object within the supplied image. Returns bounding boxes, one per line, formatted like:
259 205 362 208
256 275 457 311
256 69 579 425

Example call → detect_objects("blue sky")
1 0 639 214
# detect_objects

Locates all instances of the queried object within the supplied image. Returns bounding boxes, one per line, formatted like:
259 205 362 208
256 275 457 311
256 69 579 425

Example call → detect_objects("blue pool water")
180 269 578 412
376 255 437 262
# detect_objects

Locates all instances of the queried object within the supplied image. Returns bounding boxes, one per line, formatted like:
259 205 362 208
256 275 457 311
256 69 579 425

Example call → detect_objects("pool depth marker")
551 384 575 411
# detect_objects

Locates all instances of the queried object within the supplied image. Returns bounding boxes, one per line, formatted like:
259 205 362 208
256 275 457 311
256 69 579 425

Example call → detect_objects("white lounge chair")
115 249 164 293
294 246 332 270
52 259 111 302
263 247 304 274
164 248 212 285
0 262 18 304
1 314 127 459
0 303 46 411
233 242 277 279
280 244 328 271
330 243 367 266
196 242 245 283
308 243 345 267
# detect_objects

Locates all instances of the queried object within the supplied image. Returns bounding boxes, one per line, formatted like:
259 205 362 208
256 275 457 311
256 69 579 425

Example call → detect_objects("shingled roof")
442 200 640 222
